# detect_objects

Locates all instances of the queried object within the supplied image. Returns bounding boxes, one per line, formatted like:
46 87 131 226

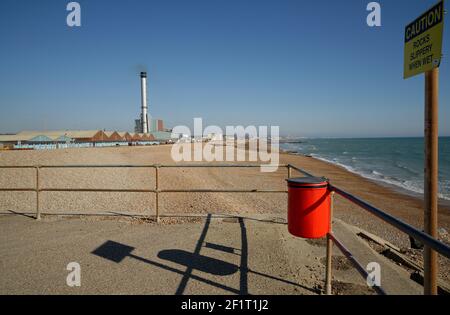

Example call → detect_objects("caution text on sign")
404 0 444 79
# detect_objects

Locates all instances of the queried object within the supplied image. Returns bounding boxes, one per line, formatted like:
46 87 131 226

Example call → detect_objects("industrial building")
136 118 165 133
134 72 167 134
150 118 165 132
0 130 163 150
0 72 176 150
134 72 150 134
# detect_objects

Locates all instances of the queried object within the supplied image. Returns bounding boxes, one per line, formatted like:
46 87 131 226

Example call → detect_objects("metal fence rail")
1 162 449 295
330 185 450 260
0 164 296 222
324 183 450 295
328 232 387 295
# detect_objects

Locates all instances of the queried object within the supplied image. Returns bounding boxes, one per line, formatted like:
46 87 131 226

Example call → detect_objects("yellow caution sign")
404 0 444 79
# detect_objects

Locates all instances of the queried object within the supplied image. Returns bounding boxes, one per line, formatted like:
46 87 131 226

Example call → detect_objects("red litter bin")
286 177 330 239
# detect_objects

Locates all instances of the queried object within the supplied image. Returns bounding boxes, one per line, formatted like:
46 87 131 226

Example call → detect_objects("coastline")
279 150 450 244
281 150 450 208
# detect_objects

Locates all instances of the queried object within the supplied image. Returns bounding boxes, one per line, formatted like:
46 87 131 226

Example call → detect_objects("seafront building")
0 71 176 150
0 129 176 150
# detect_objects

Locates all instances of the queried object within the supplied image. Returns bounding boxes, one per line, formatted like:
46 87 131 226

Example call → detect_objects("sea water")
281 137 450 201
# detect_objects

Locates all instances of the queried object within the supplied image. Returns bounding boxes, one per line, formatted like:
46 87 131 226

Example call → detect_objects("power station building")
134 71 167 135
0 72 176 150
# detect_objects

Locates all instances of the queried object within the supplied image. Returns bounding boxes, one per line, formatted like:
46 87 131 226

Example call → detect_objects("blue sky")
0 0 448 137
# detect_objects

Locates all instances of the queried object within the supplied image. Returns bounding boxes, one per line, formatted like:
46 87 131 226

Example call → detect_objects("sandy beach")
0 144 449 283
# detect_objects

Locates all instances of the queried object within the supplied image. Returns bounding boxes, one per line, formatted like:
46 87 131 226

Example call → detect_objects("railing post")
287 164 292 179
155 166 160 223
325 190 334 295
35 166 41 220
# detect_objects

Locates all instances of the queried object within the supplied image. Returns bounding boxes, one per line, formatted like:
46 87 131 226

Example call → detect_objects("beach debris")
356 230 401 252
409 235 424 250
438 227 448 239
381 248 422 272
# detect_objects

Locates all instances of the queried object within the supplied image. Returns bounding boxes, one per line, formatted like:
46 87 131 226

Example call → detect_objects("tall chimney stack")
140 72 149 134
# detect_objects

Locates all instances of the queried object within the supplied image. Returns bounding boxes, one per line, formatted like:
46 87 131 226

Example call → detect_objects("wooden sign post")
424 67 439 295
404 0 444 295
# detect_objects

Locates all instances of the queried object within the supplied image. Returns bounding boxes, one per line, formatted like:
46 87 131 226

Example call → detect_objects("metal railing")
329 185 450 260
326 185 450 295
0 164 298 221
0 163 449 295
325 191 387 295
288 164 450 295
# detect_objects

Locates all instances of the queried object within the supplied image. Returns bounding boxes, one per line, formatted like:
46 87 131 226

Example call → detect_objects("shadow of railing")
91 214 319 295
